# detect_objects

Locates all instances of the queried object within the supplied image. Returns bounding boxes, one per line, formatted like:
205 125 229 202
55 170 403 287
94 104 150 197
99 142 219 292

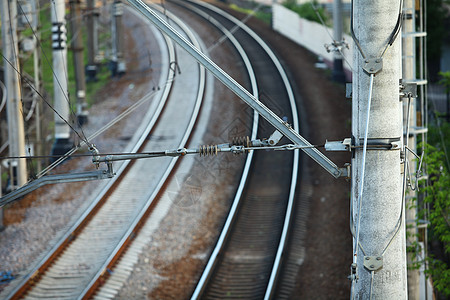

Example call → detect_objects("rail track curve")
4 4 205 299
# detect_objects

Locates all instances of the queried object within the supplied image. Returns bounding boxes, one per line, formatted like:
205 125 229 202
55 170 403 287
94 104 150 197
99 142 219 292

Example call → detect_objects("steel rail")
80 4 207 298
4 8 176 299
177 1 299 299
171 2 259 298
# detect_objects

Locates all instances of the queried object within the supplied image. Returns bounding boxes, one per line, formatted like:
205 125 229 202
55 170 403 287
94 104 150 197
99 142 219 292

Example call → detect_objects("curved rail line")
4 5 204 300
169 1 300 299
91 1 261 298
86 3 246 298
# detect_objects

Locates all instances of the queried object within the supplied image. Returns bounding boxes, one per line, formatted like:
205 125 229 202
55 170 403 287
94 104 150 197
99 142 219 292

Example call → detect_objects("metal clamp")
364 256 383 272
399 80 418 98
325 138 352 151
325 39 350 53
348 263 359 282
325 138 401 151
363 58 383 75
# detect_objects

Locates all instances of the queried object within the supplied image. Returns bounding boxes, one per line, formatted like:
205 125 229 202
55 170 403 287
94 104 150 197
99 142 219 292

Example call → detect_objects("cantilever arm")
127 0 346 178
0 169 114 207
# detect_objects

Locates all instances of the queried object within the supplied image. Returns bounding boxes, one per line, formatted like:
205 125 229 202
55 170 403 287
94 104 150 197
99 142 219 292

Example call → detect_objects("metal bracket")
363 58 383 75
0 168 115 208
325 39 350 53
126 0 345 179
325 138 352 151
399 80 418 98
348 262 358 282
268 130 284 146
325 138 401 151
364 256 383 272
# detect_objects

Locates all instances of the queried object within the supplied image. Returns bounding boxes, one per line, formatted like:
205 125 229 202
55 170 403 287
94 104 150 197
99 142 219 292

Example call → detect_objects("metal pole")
402 0 419 298
110 1 117 76
69 0 88 125
351 0 407 298
113 0 126 76
51 0 73 156
332 0 345 83
31 0 42 173
1 0 27 189
86 0 98 81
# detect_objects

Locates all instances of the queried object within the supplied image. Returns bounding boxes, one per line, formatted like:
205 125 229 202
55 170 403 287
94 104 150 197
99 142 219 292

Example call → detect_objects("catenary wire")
380 95 412 256
308 2 353 72
24 0 90 144
48 0 89 140
208 3 263 52
34 85 166 179
4 2 299 177
6 0 36 180
350 0 404 60
369 270 375 300
16 0 91 146
18 2 176 178
0 79 7 113
0 52 89 146
1 1 255 168
350 0 367 59
353 73 374 257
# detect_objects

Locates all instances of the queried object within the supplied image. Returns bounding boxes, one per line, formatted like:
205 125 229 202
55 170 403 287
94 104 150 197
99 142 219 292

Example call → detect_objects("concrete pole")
402 0 419 298
111 0 126 77
51 0 72 156
28 0 42 173
1 0 27 189
86 0 98 81
332 0 345 83
351 0 407 298
69 0 88 125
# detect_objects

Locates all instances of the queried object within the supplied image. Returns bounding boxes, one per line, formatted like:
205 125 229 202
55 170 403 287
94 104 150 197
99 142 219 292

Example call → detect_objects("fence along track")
176 1 301 299
6 4 204 299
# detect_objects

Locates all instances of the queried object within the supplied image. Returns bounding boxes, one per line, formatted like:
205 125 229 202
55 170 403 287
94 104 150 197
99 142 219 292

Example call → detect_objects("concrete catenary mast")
111 0 126 76
51 0 72 156
69 0 88 125
351 0 407 298
1 0 27 189
86 0 99 81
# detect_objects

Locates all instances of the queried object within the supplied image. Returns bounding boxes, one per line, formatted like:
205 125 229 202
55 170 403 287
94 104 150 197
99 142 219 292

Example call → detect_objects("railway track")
4 4 206 299
92 2 261 298
2 1 308 298
164 1 301 299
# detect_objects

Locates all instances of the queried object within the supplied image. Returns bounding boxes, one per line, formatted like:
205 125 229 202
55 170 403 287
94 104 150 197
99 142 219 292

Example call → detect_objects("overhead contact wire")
353 73 374 269
308 2 353 72
18 0 90 146
0 53 88 148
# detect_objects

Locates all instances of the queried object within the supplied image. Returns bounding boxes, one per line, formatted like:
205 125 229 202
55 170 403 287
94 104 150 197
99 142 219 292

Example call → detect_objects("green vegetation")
282 0 330 25
439 71 450 96
414 72 450 297
418 142 450 297
229 3 272 25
